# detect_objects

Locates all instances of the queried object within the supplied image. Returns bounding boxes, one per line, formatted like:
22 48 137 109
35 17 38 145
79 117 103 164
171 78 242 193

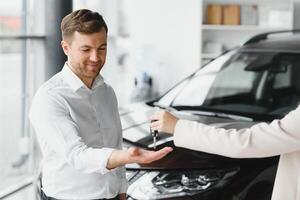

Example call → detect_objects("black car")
121 30 300 200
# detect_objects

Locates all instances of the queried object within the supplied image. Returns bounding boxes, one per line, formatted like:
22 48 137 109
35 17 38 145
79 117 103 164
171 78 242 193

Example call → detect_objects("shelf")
200 0 294 65
202 24 290 31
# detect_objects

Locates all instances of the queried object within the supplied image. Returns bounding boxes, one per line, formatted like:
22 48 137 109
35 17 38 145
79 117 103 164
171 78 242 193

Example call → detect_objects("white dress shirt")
29 63 128 200
174 105 300 200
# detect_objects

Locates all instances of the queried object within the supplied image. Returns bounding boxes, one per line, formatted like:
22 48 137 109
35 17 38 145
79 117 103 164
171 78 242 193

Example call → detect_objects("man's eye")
81 49 89 52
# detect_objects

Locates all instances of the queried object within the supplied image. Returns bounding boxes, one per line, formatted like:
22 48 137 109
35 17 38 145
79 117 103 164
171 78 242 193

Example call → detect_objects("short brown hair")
61 9 108 40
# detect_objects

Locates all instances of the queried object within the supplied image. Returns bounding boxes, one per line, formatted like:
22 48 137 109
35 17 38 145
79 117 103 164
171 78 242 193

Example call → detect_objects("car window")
205 54 259 99
158 51 235 107
158 50 300 118
170 51 264 107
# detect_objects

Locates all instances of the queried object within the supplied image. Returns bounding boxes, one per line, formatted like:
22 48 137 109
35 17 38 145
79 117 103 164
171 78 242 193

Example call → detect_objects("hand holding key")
150 110 179 134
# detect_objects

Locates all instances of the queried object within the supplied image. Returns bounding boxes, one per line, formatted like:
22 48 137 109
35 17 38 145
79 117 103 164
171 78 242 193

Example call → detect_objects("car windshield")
157 50 300 119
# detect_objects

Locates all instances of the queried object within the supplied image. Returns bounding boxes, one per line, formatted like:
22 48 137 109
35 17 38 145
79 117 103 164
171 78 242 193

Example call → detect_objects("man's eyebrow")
79 45 91 48
79 44 107 48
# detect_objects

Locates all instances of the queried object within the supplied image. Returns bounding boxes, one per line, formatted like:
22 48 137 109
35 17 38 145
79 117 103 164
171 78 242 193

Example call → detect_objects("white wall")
72 0 202 105
73 0 119 37
127 0 201 95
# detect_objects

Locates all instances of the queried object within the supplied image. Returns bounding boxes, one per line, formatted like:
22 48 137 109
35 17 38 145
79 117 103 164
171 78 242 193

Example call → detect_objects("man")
29 9 172 200
150 108 300 200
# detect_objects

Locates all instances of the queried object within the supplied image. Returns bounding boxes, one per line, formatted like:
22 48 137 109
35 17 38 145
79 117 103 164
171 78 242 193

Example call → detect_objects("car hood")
120 103 264 170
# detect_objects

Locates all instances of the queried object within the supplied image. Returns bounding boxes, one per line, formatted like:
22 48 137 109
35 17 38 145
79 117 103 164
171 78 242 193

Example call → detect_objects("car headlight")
127 167 239 199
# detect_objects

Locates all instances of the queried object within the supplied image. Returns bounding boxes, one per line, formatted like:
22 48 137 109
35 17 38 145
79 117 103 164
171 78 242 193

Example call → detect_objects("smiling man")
29 9 172 200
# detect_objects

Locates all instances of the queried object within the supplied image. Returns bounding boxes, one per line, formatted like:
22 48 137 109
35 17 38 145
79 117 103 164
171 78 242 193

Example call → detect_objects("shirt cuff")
173 119 197 148
119 177 129 193
94 147 115 174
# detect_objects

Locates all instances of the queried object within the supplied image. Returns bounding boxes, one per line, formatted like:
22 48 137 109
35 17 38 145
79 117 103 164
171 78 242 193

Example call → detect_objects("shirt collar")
92 74 105 90
61 62 105 92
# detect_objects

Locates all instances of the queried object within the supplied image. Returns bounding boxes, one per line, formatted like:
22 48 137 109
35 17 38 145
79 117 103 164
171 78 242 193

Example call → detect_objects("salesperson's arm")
150 107 300 158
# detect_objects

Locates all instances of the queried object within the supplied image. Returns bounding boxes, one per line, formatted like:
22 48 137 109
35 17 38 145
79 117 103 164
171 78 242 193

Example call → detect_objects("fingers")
132 147 173 164
161 147 173 152
150 147 173 161
149 113 160 121
150 120 161 131
149 147 173 159
156 147 173 155
149 110 171 131
150 110 178 134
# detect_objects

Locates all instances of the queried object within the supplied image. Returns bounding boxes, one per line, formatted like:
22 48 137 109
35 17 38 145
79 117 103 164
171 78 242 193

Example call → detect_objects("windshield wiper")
211 112 253 121
176 110 253 122
152 102 180 112
153 103 253 121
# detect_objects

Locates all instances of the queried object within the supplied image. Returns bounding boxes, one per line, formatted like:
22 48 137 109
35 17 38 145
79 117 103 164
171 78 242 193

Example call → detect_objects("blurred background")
1 0 300 199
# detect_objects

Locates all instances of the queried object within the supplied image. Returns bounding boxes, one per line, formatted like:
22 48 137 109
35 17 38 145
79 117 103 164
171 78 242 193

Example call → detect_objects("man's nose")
89 51 100 62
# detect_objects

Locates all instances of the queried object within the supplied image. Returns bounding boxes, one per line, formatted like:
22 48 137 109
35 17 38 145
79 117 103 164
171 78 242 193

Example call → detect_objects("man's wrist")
106 150 129 169
118 193 126 200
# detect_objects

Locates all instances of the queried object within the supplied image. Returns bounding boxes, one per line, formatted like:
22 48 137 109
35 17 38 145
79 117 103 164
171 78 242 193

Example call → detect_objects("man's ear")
61 40 70 56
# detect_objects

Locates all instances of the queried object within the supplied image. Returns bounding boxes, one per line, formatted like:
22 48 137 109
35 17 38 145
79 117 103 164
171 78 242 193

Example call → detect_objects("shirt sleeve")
108 87 129 193
29 90 114 174
174 105 300 158
118 166 129 193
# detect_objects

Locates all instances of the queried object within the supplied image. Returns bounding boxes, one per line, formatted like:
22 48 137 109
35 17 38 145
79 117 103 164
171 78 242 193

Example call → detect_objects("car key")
150 120 158 150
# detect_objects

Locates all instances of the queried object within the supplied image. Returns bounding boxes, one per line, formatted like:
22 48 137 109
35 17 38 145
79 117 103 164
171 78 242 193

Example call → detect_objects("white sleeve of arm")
174 106 300 158
107 87 129 193
118 166 129 193
29 92 114 174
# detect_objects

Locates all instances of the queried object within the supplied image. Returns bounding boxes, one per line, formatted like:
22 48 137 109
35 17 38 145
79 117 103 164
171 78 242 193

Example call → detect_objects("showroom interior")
1 0 300 199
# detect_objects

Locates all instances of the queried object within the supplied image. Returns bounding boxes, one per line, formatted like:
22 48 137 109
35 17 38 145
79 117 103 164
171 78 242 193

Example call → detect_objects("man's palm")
128 147 173 164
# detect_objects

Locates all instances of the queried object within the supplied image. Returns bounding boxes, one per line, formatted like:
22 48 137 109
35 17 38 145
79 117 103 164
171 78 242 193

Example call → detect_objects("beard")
71 60 103 79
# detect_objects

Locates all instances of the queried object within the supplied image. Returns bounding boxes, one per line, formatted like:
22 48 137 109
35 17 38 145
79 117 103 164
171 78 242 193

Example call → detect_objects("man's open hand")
127 146 173 164
107 147 173 169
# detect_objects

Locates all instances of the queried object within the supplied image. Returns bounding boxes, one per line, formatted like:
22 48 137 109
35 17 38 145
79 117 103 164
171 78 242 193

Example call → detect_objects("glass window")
0 0 45 198
157 51 234 107
0 2 22 35
157 50 300 118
